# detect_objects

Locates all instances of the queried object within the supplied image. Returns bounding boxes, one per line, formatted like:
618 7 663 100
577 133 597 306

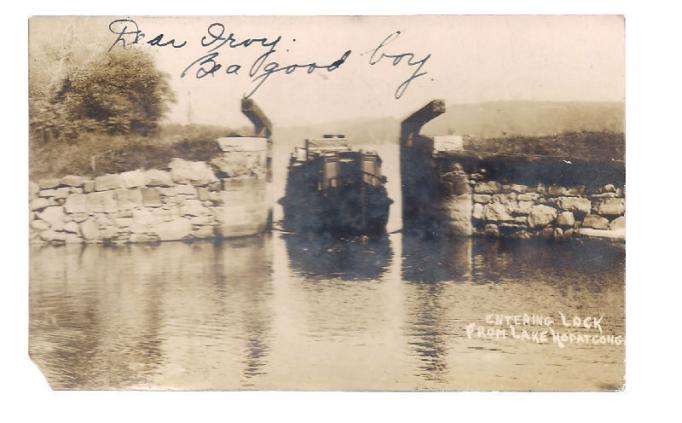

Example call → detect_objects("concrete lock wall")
29 137 271 245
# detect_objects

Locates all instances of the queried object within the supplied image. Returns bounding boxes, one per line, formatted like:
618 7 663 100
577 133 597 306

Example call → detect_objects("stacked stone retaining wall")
469 180 625 240
29 137 270 245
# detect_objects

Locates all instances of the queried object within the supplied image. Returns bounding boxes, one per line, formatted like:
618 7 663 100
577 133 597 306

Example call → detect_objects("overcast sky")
33 15 625 128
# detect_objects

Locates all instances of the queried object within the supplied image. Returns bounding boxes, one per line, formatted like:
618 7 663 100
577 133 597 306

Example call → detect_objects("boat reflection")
282 233 392 281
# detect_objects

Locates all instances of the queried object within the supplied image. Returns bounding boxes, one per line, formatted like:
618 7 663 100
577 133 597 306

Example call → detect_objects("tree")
54 48 175 136
32 49 174 138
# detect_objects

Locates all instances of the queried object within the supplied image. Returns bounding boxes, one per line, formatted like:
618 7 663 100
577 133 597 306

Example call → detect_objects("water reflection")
402 235 472 283
30 234 624 391
470 238 625 291
30 238 274 389
283 233 392 281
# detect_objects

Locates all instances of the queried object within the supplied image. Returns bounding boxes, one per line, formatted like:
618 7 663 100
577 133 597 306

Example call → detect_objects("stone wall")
468 180 625 240
29 137 271 245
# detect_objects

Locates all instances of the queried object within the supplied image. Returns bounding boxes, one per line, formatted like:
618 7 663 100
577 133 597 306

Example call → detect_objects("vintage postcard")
28 15 625 391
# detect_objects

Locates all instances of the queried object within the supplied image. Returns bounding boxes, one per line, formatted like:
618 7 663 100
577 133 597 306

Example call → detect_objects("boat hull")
280 184 392 237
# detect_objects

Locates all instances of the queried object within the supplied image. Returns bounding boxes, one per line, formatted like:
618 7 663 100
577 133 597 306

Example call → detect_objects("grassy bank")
464 131 625 163
29 124 243 180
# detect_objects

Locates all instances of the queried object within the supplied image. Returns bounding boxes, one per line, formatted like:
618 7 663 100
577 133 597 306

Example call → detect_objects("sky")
31 15 625 128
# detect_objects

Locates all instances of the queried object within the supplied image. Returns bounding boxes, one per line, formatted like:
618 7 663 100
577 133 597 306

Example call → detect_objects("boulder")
95 214 114 226
491 193 516 204
114 218 133 228
197 187 211 202
190 215 214 226
474 181 501 194
115 189 143 210
62 221 79 233
120 170 148 188
483 203 513 222
193 225 216 239
54 187 71 198
95 174 123 191
154 217 193 241
596 198 625 216
80 219 100 241
64 194 88 214
38 189 56 198
556 211 576 227
83 180 96 193
513 201 533 215
30 198 51 211
547 185 569 196
590 192 617 199
179 199 211 217
516 192 540 202
99 226 118 240
472 194 491 204
602 184 616 193
64 233 83 244
70 213 90 223
553 227 564 240
168 158 219 186
153 206 179 222
556 197 592 215
472 203 485 220
132 208 161 226
40 230 66 243
38 178 61 189
129 222 150 234
60 175 86 187
512 230 532 240
547 185 584 197
582 214 610 230
610 216 625 231
159 185 198 197
528 205 557 228
145 169 174 187
30 220 50 231
141 188 162 207
86 191 118 213
509 184 528 193
38 206 65 227
484 223 500 237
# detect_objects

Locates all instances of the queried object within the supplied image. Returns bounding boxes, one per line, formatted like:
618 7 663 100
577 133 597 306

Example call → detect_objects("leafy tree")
55 48 175 136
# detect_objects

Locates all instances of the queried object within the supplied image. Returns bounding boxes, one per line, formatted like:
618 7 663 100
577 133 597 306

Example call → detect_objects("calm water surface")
29 234 624 390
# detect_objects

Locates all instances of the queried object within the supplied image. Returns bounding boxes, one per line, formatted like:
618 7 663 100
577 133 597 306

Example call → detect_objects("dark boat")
279 135 393 237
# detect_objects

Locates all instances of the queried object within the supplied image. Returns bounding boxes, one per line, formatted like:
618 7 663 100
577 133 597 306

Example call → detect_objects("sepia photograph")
27 15 625 391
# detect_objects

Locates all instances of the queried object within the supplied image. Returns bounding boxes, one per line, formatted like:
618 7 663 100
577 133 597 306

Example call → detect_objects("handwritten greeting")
464 312 624 348
107 19 432 100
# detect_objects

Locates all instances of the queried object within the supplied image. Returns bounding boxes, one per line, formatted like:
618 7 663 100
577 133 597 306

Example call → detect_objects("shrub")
34 48 175 140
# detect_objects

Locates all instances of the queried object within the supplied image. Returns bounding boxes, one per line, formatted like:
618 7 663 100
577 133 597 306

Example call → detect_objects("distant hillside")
424 101 623 138
275 101 624 147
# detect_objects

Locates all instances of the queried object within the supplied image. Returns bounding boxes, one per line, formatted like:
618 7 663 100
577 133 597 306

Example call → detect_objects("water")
30 141 624 390
29 235 624 391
